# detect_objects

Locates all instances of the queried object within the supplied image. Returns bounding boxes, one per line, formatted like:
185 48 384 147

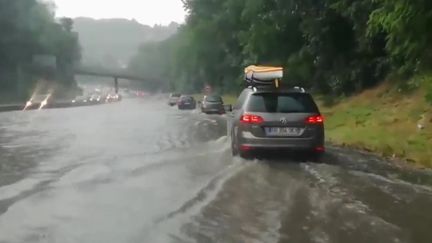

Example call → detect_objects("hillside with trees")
128 0 432 101
73 18 179 68
0 0 81 102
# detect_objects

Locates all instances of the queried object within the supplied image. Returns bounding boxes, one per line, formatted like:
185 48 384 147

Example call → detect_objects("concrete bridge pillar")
114 77 119 94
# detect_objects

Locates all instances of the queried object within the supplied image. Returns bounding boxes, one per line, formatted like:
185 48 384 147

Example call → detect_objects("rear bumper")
178 104 196 109
202 108 224 114
238 131 324 151
168 98 179 105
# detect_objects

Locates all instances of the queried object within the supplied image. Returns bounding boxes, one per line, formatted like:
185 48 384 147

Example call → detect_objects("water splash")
38 94 51 110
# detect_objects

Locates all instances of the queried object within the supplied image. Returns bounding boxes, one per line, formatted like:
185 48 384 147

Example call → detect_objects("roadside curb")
0 104 23 112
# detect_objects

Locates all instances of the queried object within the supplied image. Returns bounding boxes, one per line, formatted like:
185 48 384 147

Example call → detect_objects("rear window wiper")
278 110 306 113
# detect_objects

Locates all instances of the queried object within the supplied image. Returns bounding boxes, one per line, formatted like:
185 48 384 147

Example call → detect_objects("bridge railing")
74 67 162 84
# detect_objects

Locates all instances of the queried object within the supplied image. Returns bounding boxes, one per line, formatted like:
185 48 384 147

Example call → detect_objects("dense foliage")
129 0 432 95
0 0 81 101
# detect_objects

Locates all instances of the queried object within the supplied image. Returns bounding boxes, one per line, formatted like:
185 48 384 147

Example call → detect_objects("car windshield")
205 96 222 102
247 93 319 113
181 96 193 101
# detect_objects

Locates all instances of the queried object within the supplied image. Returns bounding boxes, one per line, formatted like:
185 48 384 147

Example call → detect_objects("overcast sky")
52 0 186 25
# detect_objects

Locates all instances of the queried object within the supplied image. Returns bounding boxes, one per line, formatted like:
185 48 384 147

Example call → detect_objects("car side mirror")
224 104 233 112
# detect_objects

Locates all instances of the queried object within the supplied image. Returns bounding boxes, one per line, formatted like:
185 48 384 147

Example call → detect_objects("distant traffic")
169 93 226 115
19 87 154 112
23 91 123 111
168 65 325 161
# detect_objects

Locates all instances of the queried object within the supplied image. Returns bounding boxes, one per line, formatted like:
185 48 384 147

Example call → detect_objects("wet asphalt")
0 97 432 243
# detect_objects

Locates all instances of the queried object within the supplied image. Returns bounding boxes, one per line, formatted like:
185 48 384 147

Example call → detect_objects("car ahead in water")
89 93 102 104
104 93 121 103
177 95 196 110
168 93 181 106
227 87 325 159
201 95 225 114
71 95 89 105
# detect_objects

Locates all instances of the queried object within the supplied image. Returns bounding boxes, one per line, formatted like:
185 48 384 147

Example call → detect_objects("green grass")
221 95 237 105
320 84 432 168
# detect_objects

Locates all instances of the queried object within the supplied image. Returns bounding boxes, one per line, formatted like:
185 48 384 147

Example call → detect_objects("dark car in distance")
227 87 324 160
88 93 102 104
177 95 197 110
201 95 225 114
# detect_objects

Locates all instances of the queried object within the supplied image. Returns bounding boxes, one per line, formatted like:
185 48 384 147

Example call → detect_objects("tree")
0 0 81 100
129 0 430 95
368 0 432 75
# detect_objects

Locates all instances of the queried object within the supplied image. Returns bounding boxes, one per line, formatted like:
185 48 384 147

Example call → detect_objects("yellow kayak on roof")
244 65 283 81
245 65 283 73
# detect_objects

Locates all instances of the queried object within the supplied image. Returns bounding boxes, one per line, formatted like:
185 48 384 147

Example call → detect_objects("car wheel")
231 133 238 156
239 150 253 160
231 131 251 159
308 152 324 163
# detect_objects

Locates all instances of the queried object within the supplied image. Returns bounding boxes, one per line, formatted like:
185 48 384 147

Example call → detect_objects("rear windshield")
246 93 319 113
171 93 181 97
181 96 193 101
205 96 222 102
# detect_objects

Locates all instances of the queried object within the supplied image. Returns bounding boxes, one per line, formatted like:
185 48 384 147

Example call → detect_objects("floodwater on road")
0 97 432 243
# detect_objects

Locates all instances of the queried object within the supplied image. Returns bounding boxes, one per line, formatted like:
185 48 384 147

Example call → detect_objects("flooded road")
0 97 432 243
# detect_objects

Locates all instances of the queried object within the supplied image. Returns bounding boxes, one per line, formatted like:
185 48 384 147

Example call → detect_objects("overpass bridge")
29 61 161 94
30 56 160 94
74 67 161 94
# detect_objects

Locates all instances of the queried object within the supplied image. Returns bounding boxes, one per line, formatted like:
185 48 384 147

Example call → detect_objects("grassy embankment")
320 83 432 168
202 83 431 168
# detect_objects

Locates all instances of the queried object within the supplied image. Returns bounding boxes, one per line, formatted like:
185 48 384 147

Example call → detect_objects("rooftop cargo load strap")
244 65 283 88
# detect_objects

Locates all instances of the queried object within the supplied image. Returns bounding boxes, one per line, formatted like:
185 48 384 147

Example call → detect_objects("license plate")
265 127 304 136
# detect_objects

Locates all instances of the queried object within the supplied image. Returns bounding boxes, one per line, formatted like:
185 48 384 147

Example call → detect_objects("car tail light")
305 115 324 124
240 145 253 151
315 146 325 153
240 114 264 124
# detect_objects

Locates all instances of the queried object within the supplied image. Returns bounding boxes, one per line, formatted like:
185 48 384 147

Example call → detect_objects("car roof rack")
247 85 307 93
247 86 258 92
291 86 306 93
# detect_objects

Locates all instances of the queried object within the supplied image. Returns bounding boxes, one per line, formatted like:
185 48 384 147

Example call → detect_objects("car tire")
239 150 253 160
231 131 251 159
309 152 324 163
231 133 239 156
